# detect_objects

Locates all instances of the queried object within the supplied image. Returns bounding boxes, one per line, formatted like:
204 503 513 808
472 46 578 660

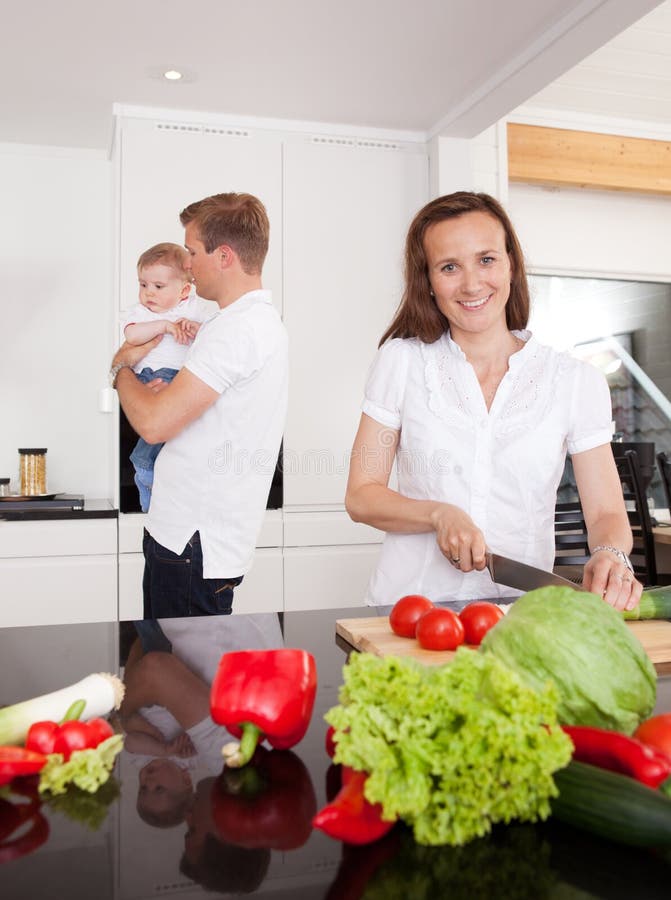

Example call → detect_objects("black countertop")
1 607 671 900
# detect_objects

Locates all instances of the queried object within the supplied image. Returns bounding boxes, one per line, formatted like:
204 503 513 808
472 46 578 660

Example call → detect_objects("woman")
345 192 641 611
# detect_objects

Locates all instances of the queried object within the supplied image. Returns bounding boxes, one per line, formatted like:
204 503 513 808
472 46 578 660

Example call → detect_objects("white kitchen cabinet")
118 510 284 618
113 112 429 612
282 138 429 507
0 519 118 627
118 548 283 618
117 117 284 315
283 544 382 611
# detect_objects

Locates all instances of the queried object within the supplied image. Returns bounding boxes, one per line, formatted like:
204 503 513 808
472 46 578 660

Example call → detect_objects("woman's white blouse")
361 330 613 605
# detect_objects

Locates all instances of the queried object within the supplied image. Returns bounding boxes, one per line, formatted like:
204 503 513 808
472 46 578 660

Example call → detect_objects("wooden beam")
507 123 671 196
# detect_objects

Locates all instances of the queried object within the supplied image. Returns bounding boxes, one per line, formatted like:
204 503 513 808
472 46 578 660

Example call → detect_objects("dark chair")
554 448 658 586
612 441 655 492
657 450 671 513
613 448 657 587
554 501 590 573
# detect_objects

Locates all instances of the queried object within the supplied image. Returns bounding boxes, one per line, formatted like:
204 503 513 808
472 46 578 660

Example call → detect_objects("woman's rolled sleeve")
361 339 408 431
567 360 613 455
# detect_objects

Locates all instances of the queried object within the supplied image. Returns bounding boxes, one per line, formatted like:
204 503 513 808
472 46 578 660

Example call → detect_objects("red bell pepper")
211 747 317 850
0 777 50 865
313 767 396 845
562 724 671 790
324 829 402 900
0 747 48 786
210 649 317 767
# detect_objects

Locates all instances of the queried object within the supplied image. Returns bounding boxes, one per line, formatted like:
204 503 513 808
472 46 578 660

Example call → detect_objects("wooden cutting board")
336 616 671 675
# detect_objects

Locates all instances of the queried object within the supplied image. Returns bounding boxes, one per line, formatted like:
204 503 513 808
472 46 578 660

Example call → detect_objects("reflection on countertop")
1 607 671 899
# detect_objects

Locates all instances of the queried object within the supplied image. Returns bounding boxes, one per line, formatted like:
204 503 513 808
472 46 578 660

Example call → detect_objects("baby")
122 242 212 511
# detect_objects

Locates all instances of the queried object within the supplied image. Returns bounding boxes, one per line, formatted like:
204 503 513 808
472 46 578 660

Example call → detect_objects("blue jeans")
142 529 243 618
130 367 178 512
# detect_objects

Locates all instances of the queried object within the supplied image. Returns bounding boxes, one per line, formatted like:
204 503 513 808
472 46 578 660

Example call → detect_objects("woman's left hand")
582 552 642 612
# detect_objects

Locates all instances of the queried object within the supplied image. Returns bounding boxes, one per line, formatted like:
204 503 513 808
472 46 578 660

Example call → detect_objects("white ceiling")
1 0 666 151
518 0 671 133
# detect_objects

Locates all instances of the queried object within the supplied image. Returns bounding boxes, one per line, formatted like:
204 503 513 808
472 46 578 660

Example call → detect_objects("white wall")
508 182 671 283
0 144 113 497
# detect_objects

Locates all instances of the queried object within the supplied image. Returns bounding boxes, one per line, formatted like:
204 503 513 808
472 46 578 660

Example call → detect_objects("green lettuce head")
480 586 656 734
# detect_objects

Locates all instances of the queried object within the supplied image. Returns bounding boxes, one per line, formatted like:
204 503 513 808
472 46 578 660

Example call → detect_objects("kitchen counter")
1 607 671 899
0 497 117 521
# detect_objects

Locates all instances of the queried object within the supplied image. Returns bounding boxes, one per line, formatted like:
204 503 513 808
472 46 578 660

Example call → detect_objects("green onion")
0 673 124 746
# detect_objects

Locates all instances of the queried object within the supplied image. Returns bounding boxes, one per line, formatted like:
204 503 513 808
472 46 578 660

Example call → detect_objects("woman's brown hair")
380 192 530 346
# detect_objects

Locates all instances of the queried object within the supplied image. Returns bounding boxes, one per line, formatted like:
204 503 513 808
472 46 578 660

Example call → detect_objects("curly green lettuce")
326 648 572 847
360 825 555 900
38 734 124 796
46 776 120 830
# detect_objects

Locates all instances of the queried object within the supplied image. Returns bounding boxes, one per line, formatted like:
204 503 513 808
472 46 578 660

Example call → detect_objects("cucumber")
551 761 671 847
623 585 671 621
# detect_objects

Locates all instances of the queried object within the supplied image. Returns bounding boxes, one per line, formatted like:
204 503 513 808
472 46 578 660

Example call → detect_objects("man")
110 193 288 618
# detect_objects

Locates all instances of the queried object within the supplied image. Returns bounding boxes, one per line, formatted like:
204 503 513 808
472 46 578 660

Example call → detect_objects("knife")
486 552 581 592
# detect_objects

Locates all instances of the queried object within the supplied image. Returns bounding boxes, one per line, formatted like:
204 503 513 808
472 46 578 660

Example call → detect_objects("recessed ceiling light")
146 66 196 83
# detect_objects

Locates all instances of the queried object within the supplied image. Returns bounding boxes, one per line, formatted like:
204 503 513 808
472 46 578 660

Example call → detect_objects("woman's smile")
458 294 491 310
424 210 512 340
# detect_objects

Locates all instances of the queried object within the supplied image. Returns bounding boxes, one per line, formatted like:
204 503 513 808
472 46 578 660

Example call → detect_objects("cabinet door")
118 118 283 313
0 556 117 627
119 548 283 619
283 545 382 611
282 139 428 506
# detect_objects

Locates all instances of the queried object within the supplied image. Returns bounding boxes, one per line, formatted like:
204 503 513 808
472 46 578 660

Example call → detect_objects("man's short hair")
137 242 191 280
179 193 269 275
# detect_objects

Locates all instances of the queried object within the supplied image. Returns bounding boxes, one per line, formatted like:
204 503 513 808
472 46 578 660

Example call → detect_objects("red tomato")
415 607 465 651
325 725 337 759
459 601 505 646
25 721 59 755
634 714 671 760
85 718 115 746
52 721 96 760
389 595 434 638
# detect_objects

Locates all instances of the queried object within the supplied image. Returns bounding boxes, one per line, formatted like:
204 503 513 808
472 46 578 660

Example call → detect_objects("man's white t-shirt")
146 290 288 578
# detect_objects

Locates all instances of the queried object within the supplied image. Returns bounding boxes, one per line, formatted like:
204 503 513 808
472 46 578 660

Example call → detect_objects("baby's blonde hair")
137 242 192 282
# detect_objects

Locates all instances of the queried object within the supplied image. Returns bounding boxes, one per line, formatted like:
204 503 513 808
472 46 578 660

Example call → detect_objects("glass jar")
0 477 10 497
18 448 47 495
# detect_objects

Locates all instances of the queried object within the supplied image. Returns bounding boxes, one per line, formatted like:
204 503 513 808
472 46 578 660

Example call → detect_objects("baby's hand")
166 732 196 757
177 318 201 340
166 320 192 345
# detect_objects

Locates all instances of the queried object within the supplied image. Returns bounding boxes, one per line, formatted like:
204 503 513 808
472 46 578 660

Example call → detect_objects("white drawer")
118 509 283 553
0 519 117 559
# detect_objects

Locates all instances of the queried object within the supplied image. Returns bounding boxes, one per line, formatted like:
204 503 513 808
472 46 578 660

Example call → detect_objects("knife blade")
486 552 581 592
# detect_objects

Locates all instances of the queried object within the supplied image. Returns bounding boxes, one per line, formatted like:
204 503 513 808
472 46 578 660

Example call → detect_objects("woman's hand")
430 504 488 572
572 445 643 613
582 551 642 612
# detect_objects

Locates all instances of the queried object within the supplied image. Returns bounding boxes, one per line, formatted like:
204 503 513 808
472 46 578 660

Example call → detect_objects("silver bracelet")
591 545 634 572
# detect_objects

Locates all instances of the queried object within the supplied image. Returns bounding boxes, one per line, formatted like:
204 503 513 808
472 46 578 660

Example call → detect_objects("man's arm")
112 339 218 444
